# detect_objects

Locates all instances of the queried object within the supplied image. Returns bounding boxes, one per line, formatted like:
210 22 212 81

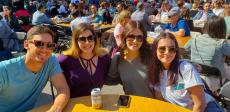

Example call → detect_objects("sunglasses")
157 46 177 54
29 40 56 50
77 35 96 43
126 35 144 42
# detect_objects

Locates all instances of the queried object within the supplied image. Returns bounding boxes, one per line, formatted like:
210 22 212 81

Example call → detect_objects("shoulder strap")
195 38 205 64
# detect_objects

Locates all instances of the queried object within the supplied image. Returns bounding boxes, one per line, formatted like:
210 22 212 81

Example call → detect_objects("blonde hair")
62 23 108 58
117 10 131 25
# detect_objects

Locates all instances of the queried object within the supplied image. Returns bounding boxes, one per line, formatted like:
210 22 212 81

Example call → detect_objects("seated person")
32 3 55 25
89 4 103 25
0 38 13 61
0 17 21 51
2 6 21 31
184 16 230 92
131 2 151 31
193 2 215 25
153 0 172 23
149 32 224 112
163 7 190 37
180 7 194 31
14 4 31 32
58 23 111 98
190 2 199 18
0 25 69 111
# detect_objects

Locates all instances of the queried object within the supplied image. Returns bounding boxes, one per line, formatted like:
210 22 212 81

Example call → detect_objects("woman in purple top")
58 23 111 98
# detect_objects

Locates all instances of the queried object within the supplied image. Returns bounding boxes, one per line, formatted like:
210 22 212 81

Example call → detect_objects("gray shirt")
105 53 153 98
131 10 150 31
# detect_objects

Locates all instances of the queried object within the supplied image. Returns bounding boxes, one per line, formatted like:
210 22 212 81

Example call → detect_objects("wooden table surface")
31 94 191 112
147 36 191 47
57 23 114 31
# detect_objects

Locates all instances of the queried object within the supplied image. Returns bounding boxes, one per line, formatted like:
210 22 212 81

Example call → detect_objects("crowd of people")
0 0 230 112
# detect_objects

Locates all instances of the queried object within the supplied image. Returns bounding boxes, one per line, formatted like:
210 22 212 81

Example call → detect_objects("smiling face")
77 30 95 55
157 38 176 69
24 33 54 63
203 2 211 12
125 28 143 52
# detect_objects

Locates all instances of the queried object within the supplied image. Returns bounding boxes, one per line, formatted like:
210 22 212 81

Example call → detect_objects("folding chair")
219 81 230 108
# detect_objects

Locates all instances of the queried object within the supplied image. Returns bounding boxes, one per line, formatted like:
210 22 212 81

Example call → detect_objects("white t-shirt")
154 61 214 109
213 8 224 16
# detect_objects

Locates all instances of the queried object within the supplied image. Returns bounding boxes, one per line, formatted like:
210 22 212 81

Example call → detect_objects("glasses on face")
126 35 144 42
29 40 56 50
77 35 95 43
157 46 177 54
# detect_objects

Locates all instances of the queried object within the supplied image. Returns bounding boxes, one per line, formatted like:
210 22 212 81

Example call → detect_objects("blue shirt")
91 14 103 23
32 10 52 25
0 54 62 112
163 18 190 36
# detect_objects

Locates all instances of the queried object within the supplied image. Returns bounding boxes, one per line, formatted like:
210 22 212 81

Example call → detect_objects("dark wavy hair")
203 16 226 39
148 32 181 86
120 20 152 65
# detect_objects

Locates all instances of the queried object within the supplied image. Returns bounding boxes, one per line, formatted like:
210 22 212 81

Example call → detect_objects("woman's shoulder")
57 54 76 63
99 54 111 63
179 60 194 71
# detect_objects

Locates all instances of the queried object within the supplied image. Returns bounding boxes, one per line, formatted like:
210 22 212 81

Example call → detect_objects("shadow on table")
70 95 119 111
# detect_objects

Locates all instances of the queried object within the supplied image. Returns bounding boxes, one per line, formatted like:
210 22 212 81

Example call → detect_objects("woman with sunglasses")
148 32 224 112
105 21 153 98
58 23 111 98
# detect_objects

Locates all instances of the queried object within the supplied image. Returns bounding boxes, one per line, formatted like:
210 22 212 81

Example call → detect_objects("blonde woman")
111 10 131 57
58 23 111 98
213 0 224 16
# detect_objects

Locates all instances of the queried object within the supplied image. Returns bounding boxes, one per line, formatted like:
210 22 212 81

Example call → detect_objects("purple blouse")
58 54 111 98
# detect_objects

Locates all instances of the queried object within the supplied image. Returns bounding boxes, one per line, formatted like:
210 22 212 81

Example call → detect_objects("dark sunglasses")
29 40 56 50
77 35 96 42
126 35 144 42
157 46 177 54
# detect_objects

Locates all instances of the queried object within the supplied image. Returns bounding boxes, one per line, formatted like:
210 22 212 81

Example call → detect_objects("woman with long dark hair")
149 32 224 112
2 6 21 31
106 21 153 98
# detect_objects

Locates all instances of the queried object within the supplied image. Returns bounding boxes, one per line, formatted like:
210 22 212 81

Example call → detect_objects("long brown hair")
203 16 226 39
148 32 181 86
121 21 152 65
